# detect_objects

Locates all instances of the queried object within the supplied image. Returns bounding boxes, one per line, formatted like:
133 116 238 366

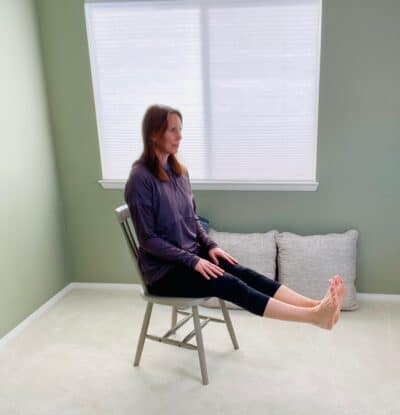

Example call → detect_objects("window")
85 0 321 190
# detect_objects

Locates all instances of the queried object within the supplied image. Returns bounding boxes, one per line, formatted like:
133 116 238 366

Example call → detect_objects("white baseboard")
357 292 400 302
0 283 74 350
1 283 398 350
70 282 141 291
0 282 143 350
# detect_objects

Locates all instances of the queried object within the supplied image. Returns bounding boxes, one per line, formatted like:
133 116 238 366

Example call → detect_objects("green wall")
0 0 70 339
35 0 400 294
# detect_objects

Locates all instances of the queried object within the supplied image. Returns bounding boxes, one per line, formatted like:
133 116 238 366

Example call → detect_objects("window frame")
85 0 322 191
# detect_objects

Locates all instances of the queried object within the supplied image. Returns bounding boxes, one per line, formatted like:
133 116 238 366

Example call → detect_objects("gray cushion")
201 229 278 309
276 230 359 311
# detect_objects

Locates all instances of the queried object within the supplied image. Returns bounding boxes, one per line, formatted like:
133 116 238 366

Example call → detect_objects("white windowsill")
98 179 319 191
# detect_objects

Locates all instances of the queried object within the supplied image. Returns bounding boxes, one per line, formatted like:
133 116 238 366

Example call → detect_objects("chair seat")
140 289 210 307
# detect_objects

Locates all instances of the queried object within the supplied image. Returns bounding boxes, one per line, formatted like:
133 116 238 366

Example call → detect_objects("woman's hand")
194 258 225 280
208 247 238 265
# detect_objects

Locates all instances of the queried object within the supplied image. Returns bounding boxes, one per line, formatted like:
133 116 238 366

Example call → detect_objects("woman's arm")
192 197 218 251
185 168 218 251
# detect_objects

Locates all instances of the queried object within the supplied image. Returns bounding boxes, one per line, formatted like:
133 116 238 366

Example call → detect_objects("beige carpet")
0 287 399 415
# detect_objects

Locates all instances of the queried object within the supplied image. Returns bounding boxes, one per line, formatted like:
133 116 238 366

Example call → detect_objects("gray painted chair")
115 204 239 385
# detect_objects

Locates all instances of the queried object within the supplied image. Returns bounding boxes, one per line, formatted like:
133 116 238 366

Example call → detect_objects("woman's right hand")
194 258 225 280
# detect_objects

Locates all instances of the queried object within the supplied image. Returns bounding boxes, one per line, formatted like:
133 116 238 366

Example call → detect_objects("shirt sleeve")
191 198 218 251
186 171 218 252
125 171 200 269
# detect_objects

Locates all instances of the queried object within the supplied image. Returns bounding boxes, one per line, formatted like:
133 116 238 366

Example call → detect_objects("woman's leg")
272 277 345 327
148 264 339 330
211 256 342 327
263 281 338 330
216 257 346 313
148 265 271 316
274 276 346 309
216 257 320 307
273 285 320 307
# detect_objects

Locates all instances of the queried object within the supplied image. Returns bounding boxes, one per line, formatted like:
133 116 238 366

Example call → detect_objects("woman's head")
135 104 186 180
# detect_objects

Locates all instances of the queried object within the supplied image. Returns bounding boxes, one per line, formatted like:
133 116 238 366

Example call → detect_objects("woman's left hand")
208 247 238 265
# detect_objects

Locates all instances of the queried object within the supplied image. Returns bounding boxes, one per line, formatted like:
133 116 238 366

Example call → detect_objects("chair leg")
134 302 153 367
171 306 178 332
192 306 209 385
219 299 239 350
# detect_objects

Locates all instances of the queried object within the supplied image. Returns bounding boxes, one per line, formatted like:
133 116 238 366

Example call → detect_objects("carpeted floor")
0 287 399 415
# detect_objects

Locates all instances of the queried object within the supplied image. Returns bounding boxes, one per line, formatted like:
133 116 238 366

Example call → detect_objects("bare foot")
312 281 338 330
332 275 345 324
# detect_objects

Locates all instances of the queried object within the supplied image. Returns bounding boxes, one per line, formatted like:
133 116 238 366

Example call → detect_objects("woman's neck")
154 149 169 168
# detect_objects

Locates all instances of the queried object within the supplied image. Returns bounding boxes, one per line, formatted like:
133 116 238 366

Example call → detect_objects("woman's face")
154 113 182 156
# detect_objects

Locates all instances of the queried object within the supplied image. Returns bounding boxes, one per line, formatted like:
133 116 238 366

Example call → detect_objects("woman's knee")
212 273 267 314
211 272 251 298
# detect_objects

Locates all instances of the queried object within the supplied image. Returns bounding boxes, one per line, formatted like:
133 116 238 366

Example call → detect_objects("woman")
124 104 345 330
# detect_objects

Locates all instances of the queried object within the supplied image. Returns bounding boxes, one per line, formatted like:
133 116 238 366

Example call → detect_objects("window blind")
85 0 321 186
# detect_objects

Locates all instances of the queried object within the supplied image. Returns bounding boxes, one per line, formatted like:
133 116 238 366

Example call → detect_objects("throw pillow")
276 230 359 311
201 229 278 309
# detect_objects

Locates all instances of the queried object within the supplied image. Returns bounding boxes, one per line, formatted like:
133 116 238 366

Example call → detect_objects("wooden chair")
115 204 239 385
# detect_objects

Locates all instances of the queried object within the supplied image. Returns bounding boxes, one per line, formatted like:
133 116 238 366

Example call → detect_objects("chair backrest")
115 204 149 295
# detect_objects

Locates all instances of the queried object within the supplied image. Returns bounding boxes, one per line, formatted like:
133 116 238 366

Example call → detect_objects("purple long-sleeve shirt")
124 161 218 285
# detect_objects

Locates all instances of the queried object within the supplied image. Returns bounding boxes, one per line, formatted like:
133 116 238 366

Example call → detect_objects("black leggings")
147 248 282 316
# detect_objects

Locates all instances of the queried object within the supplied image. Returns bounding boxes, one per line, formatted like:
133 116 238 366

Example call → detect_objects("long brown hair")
133 104 186 181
